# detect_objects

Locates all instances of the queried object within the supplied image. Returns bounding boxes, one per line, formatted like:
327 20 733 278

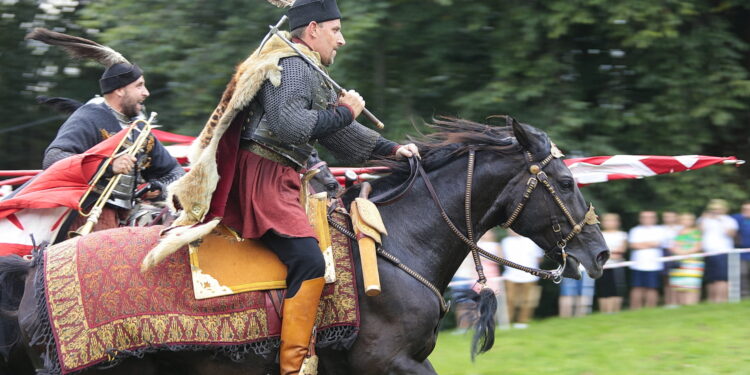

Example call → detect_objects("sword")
266 24 385 129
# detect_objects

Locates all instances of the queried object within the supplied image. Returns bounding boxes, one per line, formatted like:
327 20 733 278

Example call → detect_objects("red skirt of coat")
221 150 315 240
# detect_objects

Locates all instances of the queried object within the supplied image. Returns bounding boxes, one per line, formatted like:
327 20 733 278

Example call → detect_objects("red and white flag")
0 128 130 256
328 155 743 187
563 155 743 186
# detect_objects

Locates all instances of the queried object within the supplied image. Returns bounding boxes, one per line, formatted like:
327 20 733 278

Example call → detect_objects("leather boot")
279 277 325 375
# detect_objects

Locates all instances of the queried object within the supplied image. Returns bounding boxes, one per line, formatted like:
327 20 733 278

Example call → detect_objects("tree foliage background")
1 0 749 225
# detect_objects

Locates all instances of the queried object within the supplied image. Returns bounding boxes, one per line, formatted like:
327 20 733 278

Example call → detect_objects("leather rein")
329 145 599 314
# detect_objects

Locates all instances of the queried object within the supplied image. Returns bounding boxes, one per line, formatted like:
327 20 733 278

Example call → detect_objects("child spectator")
559 269 595 317
661 211 682 307
596 213 628 313
668 213 703 305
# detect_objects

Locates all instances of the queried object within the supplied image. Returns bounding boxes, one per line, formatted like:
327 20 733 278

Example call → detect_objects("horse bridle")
499 150 601 267
330 144 600 314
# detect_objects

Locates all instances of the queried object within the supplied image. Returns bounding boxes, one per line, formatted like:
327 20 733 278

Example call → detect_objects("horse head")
480 118 609 279
306 149 341 198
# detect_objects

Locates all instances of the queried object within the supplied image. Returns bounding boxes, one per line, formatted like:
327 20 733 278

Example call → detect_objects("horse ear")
510 117 533 150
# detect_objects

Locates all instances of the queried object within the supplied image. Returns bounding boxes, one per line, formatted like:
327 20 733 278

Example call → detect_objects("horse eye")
560 179 574 190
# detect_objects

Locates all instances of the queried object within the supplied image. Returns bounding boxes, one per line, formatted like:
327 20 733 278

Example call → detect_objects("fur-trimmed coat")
141 32 323 270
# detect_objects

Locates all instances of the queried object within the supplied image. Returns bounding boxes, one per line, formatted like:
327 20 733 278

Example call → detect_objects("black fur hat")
100 63 142 94
287 0 341 31
25 28 142 94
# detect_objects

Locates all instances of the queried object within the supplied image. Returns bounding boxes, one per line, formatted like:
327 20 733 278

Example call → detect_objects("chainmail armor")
241 56 380 165
42 148 76 170
148 163 185 200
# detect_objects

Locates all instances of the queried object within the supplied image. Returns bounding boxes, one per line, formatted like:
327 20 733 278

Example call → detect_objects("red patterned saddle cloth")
42 213 359 374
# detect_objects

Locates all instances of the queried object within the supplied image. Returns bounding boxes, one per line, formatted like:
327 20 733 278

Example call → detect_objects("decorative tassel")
470 286 497 361
300 325 318 375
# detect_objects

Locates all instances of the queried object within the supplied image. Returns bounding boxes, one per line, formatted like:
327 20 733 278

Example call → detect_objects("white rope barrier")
602 248 750 269
447 248 750 288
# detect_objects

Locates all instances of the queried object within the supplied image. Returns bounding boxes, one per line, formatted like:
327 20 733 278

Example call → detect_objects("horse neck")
378 152 522 292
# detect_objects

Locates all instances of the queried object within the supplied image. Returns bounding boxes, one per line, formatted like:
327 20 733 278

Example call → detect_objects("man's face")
639 211 657 226
119 76 150 118
309 19 345 66
742 203 750 218
662 211 677 226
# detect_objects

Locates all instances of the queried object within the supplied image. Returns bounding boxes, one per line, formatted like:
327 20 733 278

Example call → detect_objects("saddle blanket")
42 213 359 374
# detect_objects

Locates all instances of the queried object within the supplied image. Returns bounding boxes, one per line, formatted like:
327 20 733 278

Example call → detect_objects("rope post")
729 250 741 303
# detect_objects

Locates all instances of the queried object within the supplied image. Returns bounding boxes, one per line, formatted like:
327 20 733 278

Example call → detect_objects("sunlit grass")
430 301 750 375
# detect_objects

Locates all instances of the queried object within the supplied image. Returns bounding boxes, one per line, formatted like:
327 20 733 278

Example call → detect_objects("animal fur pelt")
140 32 322 271
25 28 129 67
267 0 295 7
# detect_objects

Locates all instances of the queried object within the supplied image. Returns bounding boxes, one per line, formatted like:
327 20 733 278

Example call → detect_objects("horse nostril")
596 250 610 266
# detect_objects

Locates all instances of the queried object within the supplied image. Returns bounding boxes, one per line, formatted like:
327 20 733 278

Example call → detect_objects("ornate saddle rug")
38 212 358 374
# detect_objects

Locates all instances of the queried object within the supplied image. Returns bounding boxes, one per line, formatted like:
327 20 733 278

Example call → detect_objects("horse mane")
366 117 520 189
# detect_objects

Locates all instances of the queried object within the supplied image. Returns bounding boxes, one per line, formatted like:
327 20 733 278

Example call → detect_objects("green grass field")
429 301 750 375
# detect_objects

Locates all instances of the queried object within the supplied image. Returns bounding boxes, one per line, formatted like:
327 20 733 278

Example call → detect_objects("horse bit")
329 142 599 314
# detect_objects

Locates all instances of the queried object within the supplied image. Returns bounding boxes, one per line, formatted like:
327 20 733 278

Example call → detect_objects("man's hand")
338 90 365 119
112 154 136 174
396 143 420 159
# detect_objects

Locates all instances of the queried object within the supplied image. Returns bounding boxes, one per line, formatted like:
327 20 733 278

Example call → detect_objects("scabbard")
350 202 382 296
356 234 381 296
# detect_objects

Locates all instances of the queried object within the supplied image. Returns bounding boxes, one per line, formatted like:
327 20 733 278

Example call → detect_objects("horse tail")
453 286 497 360
0 255 33 360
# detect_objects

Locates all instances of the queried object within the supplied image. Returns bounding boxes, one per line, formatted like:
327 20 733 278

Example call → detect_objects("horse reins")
329 143 599 314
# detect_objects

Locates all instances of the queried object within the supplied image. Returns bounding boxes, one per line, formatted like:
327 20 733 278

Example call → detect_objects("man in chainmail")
42 61 184 234
150 0 416 373
232 1 418 372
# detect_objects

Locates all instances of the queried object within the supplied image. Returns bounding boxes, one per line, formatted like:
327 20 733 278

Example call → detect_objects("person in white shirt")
700 199 738 303
628 211 667 309
500 229 544 328
660 211 682 306
596 213 628 313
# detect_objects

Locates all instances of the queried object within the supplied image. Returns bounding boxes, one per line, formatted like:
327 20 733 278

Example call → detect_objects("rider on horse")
147 1 418 373
29 29 185 236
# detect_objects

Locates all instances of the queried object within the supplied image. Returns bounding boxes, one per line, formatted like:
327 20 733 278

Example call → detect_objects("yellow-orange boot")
279 277 325 375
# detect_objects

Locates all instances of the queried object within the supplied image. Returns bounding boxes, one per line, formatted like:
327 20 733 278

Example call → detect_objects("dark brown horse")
1 118 609 374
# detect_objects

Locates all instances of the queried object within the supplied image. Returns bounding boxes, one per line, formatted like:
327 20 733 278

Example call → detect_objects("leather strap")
369 157 421 206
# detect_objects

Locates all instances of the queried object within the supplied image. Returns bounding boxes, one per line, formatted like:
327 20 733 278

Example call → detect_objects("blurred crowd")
450 199 750 330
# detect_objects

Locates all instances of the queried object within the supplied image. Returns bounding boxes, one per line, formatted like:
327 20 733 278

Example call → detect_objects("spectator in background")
731 202 750 298
596 213 628 313
661 211 682 307
668 213 703 305
559 268 594 317
700 199 738 303
629 211 666 309
500 229 543 329
449 231 502 333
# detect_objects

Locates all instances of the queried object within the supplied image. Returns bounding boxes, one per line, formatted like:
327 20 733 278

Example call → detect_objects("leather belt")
239 140 301 171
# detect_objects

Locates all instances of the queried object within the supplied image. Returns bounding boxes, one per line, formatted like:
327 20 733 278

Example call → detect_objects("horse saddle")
189 192 335 300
